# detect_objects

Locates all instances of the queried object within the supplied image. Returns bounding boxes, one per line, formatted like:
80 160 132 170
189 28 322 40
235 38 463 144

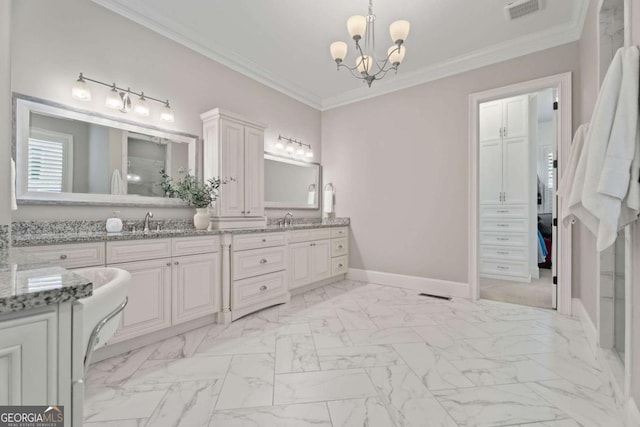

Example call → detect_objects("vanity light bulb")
135 95 150 117
286 144 295 153
305 149 314 158
160 102 175 122
106 87 123 110
275 140 285 150
71 77 91 101
296 146 305 156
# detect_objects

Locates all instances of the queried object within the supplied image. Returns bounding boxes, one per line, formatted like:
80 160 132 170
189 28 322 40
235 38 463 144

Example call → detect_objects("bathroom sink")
73 267 131 369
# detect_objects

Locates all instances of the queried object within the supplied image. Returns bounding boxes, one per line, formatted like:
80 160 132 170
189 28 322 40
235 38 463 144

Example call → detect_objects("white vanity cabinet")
202 108 267 229
19 242 105 269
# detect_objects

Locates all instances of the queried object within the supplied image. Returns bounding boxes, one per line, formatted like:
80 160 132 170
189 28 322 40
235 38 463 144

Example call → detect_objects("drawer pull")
59 254 68 260
262 238 267 242
259 285 268 291
496 224 509 227
496 251 509 255
497 237 509 241
338 244 344 249
497 266 509 270
259 258 268 264
338 263 344 268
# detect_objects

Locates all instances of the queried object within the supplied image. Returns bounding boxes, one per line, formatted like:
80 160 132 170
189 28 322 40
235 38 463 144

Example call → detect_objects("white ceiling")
93 0 589 110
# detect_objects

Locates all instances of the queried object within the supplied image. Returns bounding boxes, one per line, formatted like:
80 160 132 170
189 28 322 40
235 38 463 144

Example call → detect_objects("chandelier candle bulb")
347 15 367 40
356 55 372 73
330 41 348 62
389 20 410 44
388 45 406 65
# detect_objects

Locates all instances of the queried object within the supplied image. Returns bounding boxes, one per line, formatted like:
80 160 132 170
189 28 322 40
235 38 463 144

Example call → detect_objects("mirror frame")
264 153 320 210
14 94 198 207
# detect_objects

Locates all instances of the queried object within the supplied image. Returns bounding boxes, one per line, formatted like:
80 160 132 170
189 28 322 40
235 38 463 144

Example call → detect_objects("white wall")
10 0 322 221
0 1 12 232
321 42 581 284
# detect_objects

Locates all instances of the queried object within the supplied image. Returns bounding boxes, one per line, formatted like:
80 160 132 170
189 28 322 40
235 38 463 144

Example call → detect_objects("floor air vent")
504 0 544 20
419 293 452 301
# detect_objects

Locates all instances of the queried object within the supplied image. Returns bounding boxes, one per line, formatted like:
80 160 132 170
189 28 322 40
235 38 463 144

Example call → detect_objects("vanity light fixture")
276 135 314 159
330 0 410 87
71 72 174 122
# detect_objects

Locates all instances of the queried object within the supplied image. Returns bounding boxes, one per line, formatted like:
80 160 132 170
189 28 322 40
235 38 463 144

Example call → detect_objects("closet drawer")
22 242 105 268
232 270 287 310
479 218 528 233
172 236 220 256
331 255 348 276
479 232 528 247
480 205 527 218
288 228 331 243
232 246 286 280
479 258 529 278
331 227 349 238
479 245 528 261
331 238 348 257
233 232 286 251
107 239 172 264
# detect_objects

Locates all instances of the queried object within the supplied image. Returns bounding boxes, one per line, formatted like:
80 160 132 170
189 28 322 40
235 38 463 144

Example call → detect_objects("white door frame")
468 72 573 315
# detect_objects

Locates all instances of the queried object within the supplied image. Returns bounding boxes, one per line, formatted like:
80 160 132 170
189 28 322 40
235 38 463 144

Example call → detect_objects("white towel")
307 190 316 205
582 46 639 251
559 124 588 227
110 169 126 195
323 188 334 214
10 158 17 211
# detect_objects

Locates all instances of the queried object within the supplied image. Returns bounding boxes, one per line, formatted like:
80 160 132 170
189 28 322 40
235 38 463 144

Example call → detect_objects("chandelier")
330 0 410 87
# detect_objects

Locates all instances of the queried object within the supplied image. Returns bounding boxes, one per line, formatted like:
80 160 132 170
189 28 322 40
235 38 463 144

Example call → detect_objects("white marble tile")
145 379 223 427
370 306 439 328
274 369 376 404
451 356 559 386
472 320 550 337
195 333 276 356
367 365 458 427
86 343 159 387
84 420 148 427
126 354 231 386
209 402 332 427
483 306 554 321
310 318 353 349
275 334 320 373
527 380 624 427
279 307 338 324
436 319 491 339
516 420 583 427
348 327 423 345
528 353 614 396
412 326 486 360
84 384 169 423
215 353 275 410
463 334 553 357
148 326 209 360
271 322 312 336
317 345 404 370
242 306 281 336
433 383 567 427
393 342 474 390
327 397 395 427
335 306 378 330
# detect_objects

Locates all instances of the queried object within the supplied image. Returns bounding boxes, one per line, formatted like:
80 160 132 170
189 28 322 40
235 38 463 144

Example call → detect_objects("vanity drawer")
22 242 105 268
331 227 349 238
107 239 172 264
232 246 286 280
479 258 529 278
331 255 349 276
232 270 287 310
172 236 220 256
479 218 528 233
331 237 349 257
479 245 528 261
288 228 331 243
479 232 528 247
233 232 286 251
480 205 527 218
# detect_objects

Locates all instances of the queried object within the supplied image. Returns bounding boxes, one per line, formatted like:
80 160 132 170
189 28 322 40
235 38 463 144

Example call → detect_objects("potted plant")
160 169 221 230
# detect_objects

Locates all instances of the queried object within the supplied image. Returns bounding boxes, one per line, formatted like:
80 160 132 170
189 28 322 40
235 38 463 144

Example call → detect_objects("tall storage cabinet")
202 108 267 229
479 95 537 281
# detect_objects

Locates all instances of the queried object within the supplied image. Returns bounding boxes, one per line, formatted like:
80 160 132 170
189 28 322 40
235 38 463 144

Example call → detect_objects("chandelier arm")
370 64 397 80
338 63 369 80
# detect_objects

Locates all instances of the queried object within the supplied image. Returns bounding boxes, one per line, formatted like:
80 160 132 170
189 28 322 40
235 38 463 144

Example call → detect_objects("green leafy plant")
159 168 221 208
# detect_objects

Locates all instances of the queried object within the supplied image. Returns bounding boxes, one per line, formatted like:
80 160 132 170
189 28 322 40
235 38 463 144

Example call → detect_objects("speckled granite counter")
0 248 92 314
12 218 350 247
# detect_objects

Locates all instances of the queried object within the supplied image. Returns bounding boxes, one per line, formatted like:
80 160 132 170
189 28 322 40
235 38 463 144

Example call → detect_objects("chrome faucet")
283 212 294 227
143 212 154 232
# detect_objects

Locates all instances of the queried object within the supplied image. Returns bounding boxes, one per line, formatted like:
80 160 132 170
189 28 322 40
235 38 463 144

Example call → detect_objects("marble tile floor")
84 280 624 427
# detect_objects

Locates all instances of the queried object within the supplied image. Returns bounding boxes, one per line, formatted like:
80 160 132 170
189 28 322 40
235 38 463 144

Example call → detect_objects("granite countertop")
12 218 350 247
0 248 92 314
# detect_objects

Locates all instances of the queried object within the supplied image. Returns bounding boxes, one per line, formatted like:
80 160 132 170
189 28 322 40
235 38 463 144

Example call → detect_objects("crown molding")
93 0 589 112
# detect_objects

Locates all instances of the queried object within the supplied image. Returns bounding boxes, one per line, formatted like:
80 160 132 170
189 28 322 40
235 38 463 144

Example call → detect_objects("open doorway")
468 73 573 315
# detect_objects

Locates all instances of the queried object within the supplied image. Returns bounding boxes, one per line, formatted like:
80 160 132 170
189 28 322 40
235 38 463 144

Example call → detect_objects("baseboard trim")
572 298 598 357
347 268 469 299
628 397 640 426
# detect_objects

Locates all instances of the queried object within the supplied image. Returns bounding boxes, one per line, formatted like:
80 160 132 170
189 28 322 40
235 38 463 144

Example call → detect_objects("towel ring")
324 183 335 193
308 184 316 191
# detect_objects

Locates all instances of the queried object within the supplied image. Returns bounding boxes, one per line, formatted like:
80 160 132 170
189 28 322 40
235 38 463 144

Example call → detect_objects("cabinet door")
311 240 331 283
289 242 312 290
502 96 528 139
110 259 172 343
503 136 529 205
219 119 245 217
172 253 221 324
479 100 502 142
479 140 503 205
0 310 56 405
244 126 265 217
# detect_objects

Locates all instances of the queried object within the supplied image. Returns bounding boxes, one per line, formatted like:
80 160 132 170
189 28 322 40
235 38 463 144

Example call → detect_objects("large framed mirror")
264 154 320 209
14 95 198 206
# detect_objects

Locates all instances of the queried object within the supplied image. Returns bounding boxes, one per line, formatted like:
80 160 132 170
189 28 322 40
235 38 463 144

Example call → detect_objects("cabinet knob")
166 262 172 267
260 258 268 264
60 254 68 260
259 285 267 291
241 211 245 214
174 261 179 265
247 211 251 214
338 244 344 249
262 238 267 242
338 263 344 268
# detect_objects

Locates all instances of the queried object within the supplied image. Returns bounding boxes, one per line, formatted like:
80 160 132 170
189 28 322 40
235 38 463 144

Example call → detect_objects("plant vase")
193 207 210 230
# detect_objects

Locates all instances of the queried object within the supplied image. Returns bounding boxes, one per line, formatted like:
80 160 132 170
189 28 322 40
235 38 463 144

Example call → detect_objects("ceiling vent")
504 0 544 20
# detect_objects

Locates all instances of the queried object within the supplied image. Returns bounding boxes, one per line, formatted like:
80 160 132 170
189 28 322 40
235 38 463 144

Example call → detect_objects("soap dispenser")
106 211 123 233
